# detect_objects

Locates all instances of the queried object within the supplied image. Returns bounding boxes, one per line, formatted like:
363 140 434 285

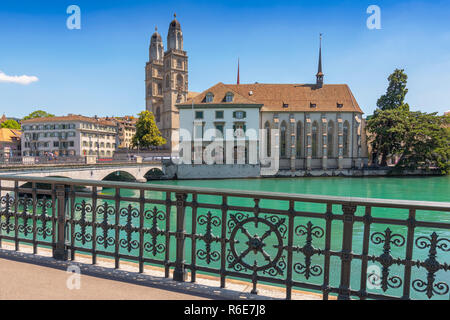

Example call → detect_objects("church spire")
316 33 324 88
237 58 240 85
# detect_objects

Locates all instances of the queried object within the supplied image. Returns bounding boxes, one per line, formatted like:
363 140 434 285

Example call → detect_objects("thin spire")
237 58 240 85
316 33 324 88
318 33 323 74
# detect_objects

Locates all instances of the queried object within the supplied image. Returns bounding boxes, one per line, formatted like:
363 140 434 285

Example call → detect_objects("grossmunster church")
145 16 368 172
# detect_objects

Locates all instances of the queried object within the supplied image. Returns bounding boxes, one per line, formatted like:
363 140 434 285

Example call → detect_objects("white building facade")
21 115 118 158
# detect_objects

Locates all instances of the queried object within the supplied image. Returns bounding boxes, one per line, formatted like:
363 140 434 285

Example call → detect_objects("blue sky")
1 0 449 118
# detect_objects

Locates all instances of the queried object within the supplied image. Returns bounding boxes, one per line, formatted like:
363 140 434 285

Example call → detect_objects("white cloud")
0 70 39 85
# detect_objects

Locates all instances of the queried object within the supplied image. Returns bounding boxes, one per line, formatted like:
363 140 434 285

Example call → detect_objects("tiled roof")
179 82 363 113
0 128 22 143
21 115 117 126
179 82 262 106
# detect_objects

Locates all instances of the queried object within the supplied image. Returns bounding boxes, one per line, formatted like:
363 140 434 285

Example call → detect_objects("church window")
280 121 287 158
157 83 162 95
327 121 334 157
312 121 319 157
176 74 183 90
265 121 271 157
147 84 152 97
343 121 350 157
165 75 170 89
296 121 302 158
155 107 161 122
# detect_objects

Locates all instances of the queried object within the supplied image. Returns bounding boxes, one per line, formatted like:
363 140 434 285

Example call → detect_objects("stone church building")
146 16 368 175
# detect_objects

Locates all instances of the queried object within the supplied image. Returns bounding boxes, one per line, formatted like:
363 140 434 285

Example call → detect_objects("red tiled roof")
179 82 363 113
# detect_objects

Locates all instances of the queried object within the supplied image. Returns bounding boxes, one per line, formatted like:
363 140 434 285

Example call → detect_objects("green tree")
376 69 409 111
1 119 21 129
368 69 450 173
394 112 449 174
131 110 166 149
22 110 55 120
368 69 410 166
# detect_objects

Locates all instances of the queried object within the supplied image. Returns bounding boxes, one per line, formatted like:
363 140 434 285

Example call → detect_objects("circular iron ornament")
228 214 285 273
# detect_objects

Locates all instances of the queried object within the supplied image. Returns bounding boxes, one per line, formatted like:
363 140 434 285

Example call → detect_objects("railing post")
53 184 68 260
173 192 188 281
338 204 356 300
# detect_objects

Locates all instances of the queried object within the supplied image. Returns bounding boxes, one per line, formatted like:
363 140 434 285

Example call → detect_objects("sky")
0 0 449 118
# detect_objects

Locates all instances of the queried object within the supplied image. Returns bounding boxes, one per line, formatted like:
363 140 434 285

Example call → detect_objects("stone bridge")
0 162 163 183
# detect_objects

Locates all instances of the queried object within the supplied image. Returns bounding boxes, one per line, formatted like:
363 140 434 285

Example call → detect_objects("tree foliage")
22 110 55 120
376 69 409 111
131 110 166 149
1 119 21 129
367 69 450 174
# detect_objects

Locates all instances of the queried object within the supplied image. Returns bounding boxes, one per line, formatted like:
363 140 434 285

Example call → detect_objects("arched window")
157 83 162 95
280 121 287 158
264 121 271 157
147 84 152 97
327 121 334 157
155 107 161 122
343 121 350 157
296 121 302 158
165 75 170 89
312 121 319 158
176 74 183 90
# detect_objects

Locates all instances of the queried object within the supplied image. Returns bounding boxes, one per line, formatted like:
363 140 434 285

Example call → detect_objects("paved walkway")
0 258 206 300
0 244 326 300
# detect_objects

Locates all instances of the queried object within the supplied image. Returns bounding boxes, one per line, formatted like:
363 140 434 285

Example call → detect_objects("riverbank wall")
162 162 443 180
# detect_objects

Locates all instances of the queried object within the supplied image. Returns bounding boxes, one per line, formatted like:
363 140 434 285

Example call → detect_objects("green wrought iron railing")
0 175 449 300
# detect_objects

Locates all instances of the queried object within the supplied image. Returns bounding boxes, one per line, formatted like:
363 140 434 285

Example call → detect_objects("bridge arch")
145 168 164 180
102 171 137 182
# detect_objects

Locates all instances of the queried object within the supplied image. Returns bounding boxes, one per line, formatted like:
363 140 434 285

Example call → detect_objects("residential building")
21 115 118 158
113 116 137 149
0 128 22 158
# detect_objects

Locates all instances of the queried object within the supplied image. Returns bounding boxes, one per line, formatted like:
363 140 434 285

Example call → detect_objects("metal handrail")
0 175 449 300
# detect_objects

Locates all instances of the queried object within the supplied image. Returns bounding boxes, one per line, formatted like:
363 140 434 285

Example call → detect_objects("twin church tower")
145 14 188 150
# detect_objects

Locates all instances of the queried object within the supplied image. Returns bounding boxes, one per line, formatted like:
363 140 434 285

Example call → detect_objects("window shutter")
233 111 236 118
243 125 247 132
243 111 247 118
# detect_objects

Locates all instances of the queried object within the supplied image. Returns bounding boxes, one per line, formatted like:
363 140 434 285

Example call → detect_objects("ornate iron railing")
0 175 449 300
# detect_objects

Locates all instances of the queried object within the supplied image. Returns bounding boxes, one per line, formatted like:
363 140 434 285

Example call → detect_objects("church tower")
163 14 188 151
145 27 164 126
145 14 188 151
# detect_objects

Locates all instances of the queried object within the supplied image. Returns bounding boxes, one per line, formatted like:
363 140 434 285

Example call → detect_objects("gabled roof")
179 82 363 113
0 128 22 143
